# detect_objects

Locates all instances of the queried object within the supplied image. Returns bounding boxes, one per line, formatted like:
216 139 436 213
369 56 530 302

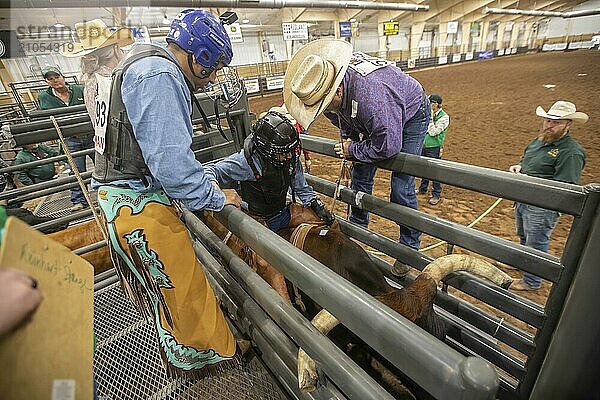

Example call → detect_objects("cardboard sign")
452 54 461 63
438 55 448 64
0 217 94 400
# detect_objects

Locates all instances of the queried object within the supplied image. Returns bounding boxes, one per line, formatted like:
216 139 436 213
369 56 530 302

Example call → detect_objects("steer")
277 223 513 392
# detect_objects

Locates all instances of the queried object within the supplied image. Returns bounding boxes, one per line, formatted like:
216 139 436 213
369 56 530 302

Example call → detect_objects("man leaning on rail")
283 39 430 277
509 101 587 291
89 9 245 376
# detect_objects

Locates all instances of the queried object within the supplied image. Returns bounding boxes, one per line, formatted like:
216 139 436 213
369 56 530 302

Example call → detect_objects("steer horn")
421 254 513 289
298 309 339 392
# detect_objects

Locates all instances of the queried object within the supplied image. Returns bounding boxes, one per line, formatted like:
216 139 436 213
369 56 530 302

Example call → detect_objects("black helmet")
252 111 300 168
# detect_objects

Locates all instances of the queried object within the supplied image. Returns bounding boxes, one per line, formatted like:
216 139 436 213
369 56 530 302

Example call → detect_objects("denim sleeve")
204 150 258 186
292 157 317 205
121 67 225 211
347 81 405 162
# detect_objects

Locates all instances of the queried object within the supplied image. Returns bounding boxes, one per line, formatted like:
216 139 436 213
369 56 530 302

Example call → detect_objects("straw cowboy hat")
61 19 133 57
283 39 353 128
536 101 589 123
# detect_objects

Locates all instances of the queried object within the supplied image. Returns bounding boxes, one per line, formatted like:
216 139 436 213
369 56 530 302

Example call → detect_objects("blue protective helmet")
166 9 233 71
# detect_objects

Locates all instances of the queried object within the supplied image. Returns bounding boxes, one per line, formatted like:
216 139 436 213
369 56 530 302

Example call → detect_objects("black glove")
310 198 335 225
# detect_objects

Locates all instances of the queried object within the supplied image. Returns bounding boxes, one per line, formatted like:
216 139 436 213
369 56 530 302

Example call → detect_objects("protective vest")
93 44 196 184
423 108 449 149
239 137 294 219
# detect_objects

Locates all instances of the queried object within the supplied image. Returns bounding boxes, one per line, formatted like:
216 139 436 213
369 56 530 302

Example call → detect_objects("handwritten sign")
0 217 93 400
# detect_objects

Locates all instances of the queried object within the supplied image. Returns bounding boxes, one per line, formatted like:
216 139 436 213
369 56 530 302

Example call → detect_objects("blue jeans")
515 202 559 288
66 135 94 206
418 146 442 198
349 97 430 250
266 204 292 232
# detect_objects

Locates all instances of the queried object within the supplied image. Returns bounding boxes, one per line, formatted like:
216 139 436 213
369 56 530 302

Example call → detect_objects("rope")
50 116 108 242
419 197 504 252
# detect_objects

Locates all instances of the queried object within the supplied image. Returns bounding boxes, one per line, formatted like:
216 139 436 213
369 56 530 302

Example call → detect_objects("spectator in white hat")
509 101 588 291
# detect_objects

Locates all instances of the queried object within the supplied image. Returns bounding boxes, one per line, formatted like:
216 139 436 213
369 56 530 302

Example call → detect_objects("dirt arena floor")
248 50 599 340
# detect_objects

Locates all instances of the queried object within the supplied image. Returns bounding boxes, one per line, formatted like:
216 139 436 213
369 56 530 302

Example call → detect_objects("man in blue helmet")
92 9 241 376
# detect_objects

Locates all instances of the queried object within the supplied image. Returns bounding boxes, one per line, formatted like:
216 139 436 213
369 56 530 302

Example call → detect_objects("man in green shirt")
417 94 449 205
38 66 92 211
509 101 587 291
13 143 59 186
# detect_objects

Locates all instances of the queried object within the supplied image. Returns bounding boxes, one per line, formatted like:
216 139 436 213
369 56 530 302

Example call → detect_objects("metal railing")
184 207 500 400
299 134 600 400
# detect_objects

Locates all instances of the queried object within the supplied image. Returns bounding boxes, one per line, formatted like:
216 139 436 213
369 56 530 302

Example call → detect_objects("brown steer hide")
201 203 324 304
49 219 113 275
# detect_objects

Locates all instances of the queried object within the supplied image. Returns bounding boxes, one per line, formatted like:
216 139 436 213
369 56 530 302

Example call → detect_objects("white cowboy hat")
61 19 134 57
535 101 589 123
283 39 353 129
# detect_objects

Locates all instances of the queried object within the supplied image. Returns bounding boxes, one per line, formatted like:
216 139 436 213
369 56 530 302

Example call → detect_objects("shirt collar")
51 86 71 98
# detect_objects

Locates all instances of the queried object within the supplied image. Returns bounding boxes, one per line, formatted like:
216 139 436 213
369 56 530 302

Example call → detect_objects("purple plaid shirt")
324 65 423 163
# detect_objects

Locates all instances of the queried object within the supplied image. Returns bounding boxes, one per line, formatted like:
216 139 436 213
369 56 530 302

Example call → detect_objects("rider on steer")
204 110 334 232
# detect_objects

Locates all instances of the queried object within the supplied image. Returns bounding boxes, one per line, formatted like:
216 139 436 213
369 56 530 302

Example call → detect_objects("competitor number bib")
94 74 112 155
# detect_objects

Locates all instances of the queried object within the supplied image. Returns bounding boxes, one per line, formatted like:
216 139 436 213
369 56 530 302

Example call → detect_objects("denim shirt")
204 150 317 206
91 45 225 212
324 66 423 163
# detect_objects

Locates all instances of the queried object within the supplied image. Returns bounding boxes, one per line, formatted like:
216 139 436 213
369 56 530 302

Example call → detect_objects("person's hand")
222 189 241 208
509 164 522 174
334 139 352 158
439 147 444 158
0 268 43 337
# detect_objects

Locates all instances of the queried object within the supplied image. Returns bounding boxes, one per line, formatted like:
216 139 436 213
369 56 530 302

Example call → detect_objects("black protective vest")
239 141 294 219
93 44 195 184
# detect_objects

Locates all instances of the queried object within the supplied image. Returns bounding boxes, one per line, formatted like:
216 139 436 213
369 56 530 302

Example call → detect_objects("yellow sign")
383 21 399 36
0 217 94 400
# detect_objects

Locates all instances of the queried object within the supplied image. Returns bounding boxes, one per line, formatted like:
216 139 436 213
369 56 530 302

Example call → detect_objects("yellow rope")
419 197 504 252
50 116 108 242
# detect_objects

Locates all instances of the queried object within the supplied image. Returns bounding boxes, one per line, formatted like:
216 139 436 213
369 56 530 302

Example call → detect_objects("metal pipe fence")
183 210 396 400
186 207 500 400
299 134 598 400
192 234 347 400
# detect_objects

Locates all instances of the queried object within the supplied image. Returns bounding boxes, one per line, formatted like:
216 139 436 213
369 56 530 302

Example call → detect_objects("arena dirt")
248 50 599 344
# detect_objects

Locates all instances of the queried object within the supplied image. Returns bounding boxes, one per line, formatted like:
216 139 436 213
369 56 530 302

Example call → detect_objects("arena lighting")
242 18 250 23
483 6 600 18
0 0 429 11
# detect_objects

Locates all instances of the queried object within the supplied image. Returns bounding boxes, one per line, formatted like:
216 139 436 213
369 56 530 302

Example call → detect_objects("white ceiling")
0 6 382 33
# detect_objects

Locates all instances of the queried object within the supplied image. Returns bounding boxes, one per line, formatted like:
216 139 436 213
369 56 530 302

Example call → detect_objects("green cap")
41 65 62 78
